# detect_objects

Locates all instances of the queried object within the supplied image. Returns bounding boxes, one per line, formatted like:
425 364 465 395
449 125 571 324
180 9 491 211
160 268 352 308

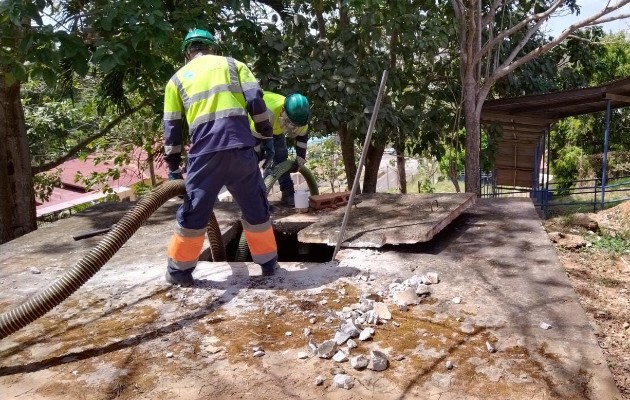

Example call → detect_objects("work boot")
165 268 194 287
281 189 295 207
260 260 279 276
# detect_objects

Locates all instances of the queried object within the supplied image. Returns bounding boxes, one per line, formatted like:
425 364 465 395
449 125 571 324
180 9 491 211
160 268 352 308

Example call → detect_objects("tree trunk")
362 143 384 193
338 123 356 192
0 80 36 244
394 142 407 193
463 71 481 196
447 162 462 193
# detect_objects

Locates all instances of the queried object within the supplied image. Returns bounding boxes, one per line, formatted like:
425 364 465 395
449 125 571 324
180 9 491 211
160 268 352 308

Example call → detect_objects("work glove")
168 169 183 181
289 156 306 173
261 138 275 170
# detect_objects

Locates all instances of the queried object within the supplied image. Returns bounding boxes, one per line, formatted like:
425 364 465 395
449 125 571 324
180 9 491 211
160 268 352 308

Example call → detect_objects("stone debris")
333 374 355 390
486 341 496 353
393 288 420 306
297 351 310 359
623 321 629 330
285 331 293 336
367 350 388 371
29 267 41 274
395 354 405 361
346 339 358 349
425 272 440 284
332 351 349 362
166 352 174 358
253 346 263 352
373 302 391 319
359 327 375 341
350 355 369 369
416 284 431 296
317 340 338 359
303 328 311 337
539 322 552 330
253 350 265 357
320 299 328 305
366 310 378 325
205 345 222 355
446 360 454 370
315 376 325 386
358 298 375 312
309 317 317 324
308 338 318 353
452 296 461 304
341 319 361 337
330 366 346 375
334 331 351 345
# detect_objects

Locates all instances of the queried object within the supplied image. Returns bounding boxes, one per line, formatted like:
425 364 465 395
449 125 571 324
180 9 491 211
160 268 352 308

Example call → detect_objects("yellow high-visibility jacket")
163 55 272 171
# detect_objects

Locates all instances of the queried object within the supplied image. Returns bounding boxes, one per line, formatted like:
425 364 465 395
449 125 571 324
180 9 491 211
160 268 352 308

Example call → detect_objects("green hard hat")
181 29 216 54
284 93 310 126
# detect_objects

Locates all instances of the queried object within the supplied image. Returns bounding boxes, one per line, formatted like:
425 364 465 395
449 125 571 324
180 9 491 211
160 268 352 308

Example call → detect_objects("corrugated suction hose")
0 180 225 340
235 160 319 261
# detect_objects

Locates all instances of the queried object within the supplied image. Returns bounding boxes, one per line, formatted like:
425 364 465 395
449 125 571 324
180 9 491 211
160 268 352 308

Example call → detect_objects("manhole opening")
219 229 334 263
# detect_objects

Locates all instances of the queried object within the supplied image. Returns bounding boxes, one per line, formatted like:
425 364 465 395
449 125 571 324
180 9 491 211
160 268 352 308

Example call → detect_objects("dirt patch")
545 200 630 399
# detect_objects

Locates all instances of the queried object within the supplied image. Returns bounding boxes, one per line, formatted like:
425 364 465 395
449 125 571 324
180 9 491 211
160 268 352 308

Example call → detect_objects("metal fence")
481 175 630 217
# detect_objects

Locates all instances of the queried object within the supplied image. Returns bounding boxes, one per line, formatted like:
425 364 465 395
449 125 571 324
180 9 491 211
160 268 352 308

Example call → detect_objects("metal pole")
544 126 551 217
332 70 388 261
600 100 612 211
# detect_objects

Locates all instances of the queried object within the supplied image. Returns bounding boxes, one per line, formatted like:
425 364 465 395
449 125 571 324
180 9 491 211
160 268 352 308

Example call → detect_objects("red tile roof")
36 150 169 216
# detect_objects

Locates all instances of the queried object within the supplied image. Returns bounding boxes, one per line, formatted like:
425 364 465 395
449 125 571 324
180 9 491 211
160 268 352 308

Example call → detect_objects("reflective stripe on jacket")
163 55 272 169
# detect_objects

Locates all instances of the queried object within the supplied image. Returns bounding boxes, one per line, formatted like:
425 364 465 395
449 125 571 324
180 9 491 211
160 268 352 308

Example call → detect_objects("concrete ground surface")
0 197 622 399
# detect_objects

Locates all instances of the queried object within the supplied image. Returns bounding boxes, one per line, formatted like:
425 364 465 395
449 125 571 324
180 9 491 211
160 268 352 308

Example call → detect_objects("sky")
544 0 630 36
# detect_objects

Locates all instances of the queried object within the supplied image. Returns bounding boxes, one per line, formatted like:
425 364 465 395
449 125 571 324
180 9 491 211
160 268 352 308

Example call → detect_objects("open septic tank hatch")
215 193 477 263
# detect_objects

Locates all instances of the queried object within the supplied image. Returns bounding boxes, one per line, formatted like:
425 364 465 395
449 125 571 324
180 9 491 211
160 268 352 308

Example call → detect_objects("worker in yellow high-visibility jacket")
256 91 310 207
162 28 278 286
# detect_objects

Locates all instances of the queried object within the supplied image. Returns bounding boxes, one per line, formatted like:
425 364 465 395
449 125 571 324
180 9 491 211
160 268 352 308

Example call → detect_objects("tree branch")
476 0 564 63
481 0 630 92
32 99 151 174
481 0 503 28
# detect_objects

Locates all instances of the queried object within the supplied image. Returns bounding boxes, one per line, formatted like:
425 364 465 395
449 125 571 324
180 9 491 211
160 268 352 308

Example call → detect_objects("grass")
586 234 630 256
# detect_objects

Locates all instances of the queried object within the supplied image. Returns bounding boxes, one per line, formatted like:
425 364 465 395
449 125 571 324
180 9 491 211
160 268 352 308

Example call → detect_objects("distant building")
36 150 168 218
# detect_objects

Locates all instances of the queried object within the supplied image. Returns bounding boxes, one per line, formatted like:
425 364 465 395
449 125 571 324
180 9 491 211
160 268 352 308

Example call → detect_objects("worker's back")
165 54 256 158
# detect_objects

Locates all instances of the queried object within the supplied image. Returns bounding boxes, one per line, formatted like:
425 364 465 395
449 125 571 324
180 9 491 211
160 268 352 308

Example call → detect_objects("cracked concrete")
0 197 622 399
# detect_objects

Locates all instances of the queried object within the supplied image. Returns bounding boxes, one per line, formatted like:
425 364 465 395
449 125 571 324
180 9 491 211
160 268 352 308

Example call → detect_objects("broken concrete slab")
298 192 476 247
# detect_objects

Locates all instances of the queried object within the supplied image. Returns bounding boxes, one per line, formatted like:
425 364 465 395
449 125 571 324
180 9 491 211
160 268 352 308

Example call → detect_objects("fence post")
600 100 612 212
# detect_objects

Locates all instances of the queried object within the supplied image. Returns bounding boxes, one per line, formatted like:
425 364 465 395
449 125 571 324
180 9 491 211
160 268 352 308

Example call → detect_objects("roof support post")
600 99 612 211
544 125 551 217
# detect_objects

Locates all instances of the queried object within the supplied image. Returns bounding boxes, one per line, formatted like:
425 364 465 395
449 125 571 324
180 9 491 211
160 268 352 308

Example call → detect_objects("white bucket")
294 191 309 211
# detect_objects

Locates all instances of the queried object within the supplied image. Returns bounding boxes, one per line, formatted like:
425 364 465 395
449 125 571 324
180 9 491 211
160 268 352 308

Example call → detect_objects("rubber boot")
260 258 279 276
281 189 295 207
165 266 194 287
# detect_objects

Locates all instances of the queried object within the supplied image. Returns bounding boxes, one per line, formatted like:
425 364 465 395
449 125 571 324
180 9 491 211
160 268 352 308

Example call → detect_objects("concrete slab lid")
298 193 476 247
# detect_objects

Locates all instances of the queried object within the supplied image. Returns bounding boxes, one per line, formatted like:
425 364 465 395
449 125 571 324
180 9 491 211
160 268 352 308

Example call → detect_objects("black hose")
206 211 226 261
0 180 224 340
234 160 319 261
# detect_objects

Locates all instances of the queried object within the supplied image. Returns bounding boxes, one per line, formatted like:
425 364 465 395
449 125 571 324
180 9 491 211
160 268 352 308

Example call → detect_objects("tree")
449 0 630 195
0 0 275 243
308 137 346 192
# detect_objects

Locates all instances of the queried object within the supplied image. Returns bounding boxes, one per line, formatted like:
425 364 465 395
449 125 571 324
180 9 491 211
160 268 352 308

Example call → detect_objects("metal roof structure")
481 76 630 187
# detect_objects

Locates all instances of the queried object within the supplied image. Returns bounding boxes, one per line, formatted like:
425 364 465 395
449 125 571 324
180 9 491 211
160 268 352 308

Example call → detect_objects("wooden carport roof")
481 76 630 187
